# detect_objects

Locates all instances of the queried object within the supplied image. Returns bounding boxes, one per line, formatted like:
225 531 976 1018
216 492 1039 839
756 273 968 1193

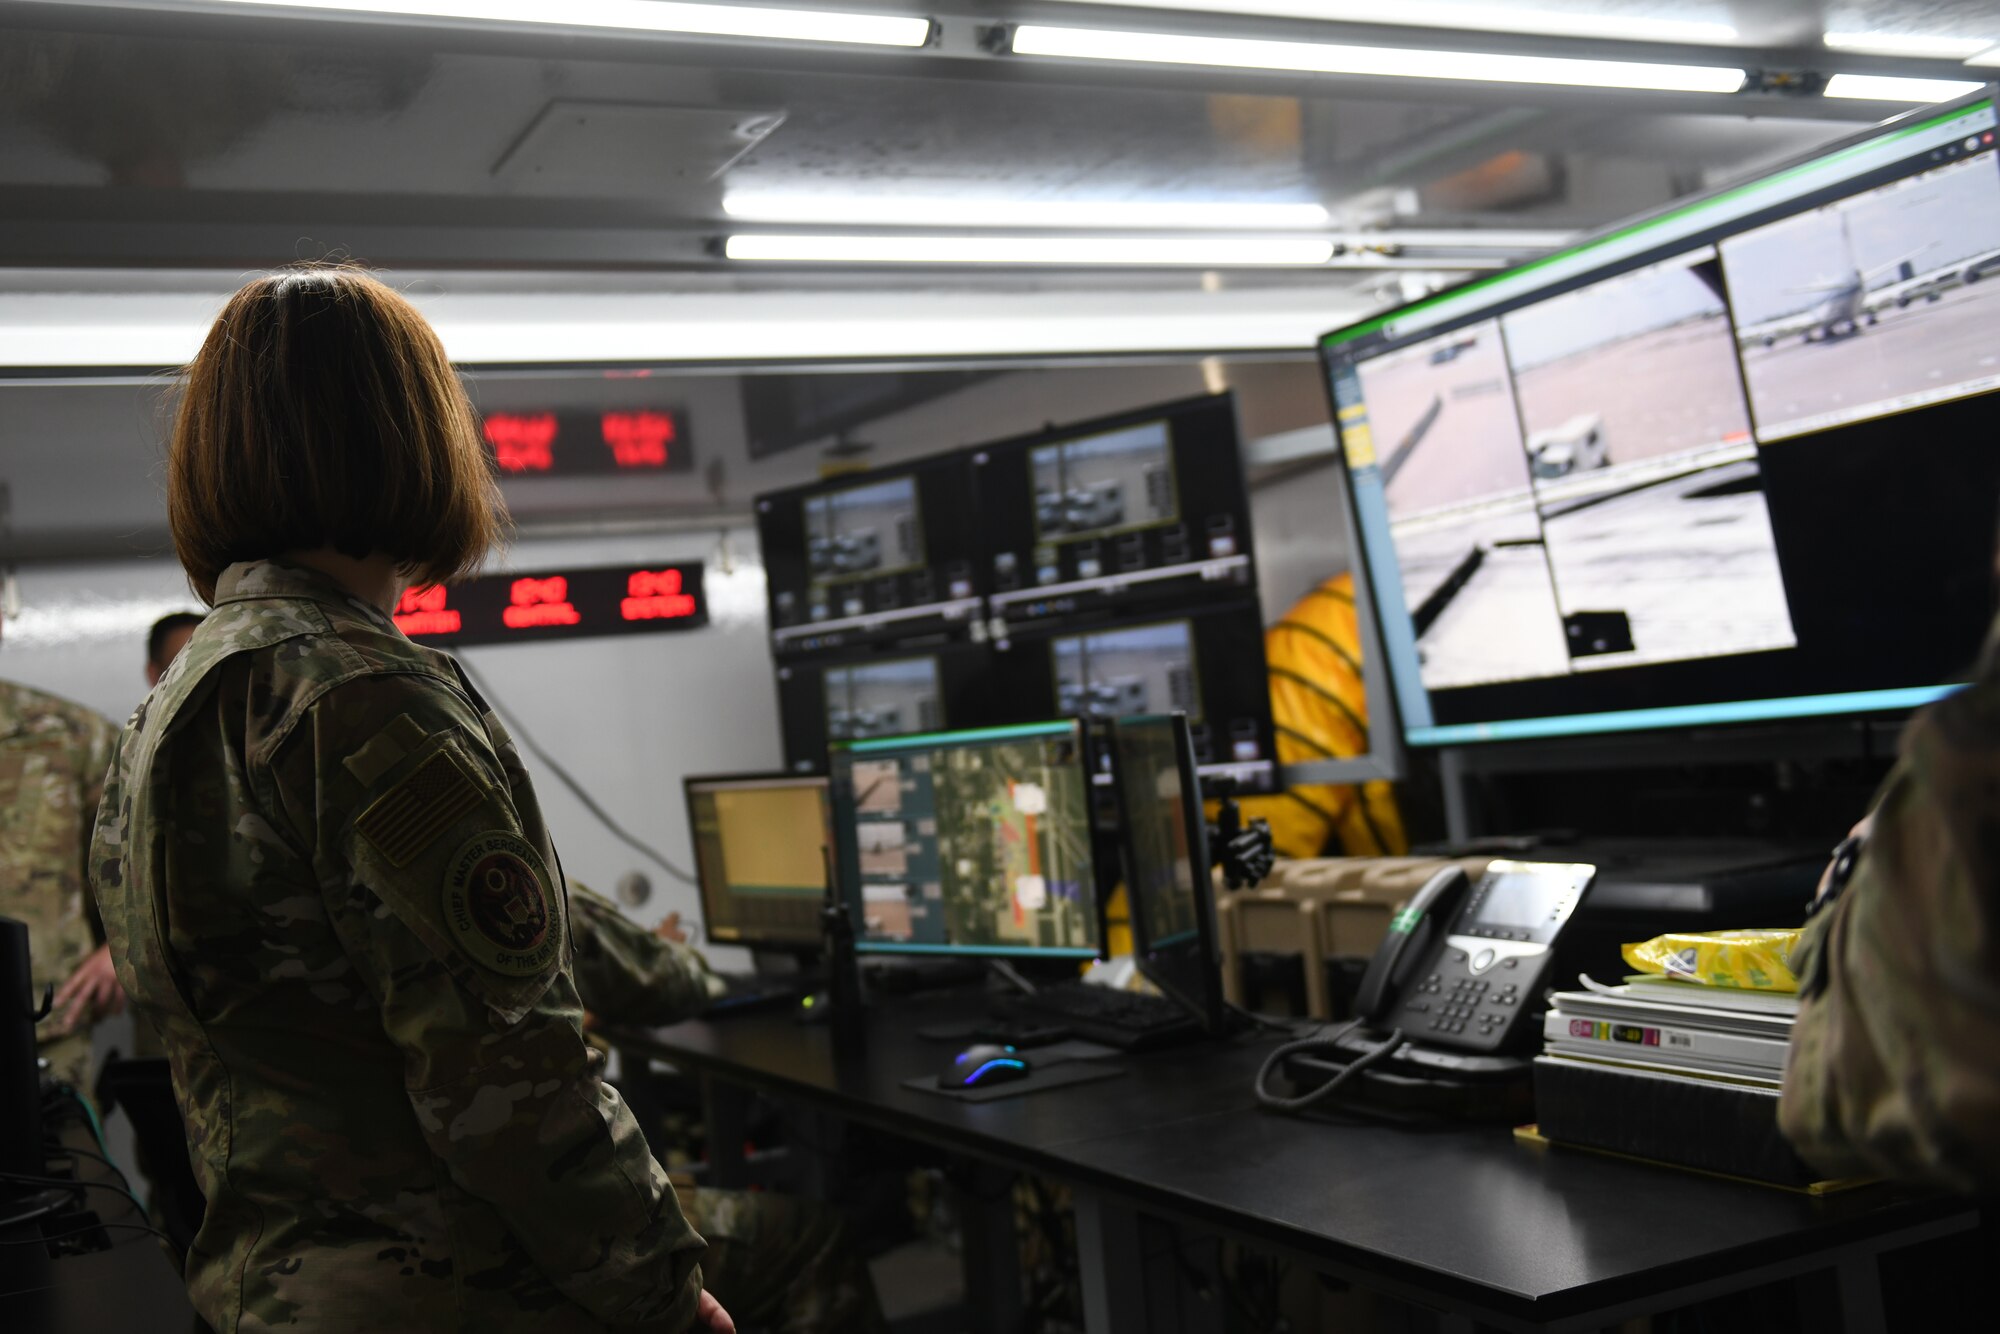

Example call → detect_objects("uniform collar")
211 559 403 635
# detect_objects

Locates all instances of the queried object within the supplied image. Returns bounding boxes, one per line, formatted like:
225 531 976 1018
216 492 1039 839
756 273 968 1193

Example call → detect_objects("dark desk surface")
614 988 1974 1329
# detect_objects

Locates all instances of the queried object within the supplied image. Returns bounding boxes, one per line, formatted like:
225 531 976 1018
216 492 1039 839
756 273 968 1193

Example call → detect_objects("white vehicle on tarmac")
1528 414 1608 479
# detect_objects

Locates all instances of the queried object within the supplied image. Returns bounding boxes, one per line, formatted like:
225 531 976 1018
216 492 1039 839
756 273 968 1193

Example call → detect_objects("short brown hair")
168 265 505 603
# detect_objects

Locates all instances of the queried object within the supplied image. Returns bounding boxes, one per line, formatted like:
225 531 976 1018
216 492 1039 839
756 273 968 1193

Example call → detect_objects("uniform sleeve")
76 707 123 946
269 672 707 1331
568 881 717 1027
1778 690 2000 1191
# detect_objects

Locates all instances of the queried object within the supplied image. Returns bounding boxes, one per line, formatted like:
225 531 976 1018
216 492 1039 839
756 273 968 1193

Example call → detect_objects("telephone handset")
1353 865 1470 1024
1256 860 1596 1114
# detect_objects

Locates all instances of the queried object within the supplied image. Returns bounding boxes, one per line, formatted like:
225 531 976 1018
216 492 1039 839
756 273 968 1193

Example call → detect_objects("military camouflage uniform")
90 560 706 1332
1780 622 2000 1192
567 883 888 1334
0 679 118 1091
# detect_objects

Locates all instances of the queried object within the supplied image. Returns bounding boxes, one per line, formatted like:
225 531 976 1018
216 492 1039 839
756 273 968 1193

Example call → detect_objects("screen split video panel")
1723 148 2000 442
834 722 1103 959
1325 94 2000 746
777 643 997 773
992 602 1276 786
976 394 1258 625
758 453 985 657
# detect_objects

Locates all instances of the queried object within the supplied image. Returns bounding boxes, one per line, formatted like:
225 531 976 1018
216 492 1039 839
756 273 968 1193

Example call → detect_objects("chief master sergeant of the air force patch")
444 831 562 977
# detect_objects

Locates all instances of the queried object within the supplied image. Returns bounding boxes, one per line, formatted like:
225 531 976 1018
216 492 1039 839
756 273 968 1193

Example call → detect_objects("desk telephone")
1257 860 1596 1114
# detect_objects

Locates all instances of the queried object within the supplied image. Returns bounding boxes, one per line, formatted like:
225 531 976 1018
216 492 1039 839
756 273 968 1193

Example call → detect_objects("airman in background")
1 595 122 1091
569 883 889 1334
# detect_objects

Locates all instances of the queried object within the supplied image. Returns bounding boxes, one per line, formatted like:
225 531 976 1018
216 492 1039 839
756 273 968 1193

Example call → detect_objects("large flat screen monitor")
1323 92 2000 747
757 452 984 659
683 773 831 950
1110 713 1227 1033
830 721 1105 958
971 393 1258 629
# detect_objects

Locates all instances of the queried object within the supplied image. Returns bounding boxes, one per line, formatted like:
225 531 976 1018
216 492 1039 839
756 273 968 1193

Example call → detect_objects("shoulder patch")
356 748 485 868
442 831 561 977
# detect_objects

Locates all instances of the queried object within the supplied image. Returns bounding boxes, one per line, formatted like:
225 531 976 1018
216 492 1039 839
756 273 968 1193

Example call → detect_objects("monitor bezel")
1109 712 1228 1034
1319 87 1997 751
680 770 832 951
831 718 1110 961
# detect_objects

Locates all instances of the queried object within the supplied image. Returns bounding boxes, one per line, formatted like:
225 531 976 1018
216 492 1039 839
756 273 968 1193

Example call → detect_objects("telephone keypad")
1389 945 1551 1053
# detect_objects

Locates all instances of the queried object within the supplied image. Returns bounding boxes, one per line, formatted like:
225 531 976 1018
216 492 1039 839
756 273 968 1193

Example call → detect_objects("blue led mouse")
940 1043 1031 1089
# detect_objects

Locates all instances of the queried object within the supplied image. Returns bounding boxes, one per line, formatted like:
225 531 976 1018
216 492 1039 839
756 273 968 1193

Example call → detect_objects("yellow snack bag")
1620 928 1803 992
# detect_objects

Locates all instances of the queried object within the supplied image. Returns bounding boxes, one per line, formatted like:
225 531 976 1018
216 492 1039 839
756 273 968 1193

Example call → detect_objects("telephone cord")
1253 1019 1408 1114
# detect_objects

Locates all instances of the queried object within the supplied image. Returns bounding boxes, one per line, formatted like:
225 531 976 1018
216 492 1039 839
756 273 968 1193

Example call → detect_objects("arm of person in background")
275 673 721 1332
568 881 720 1029
52 708 127 1031
1779 684 2000 1192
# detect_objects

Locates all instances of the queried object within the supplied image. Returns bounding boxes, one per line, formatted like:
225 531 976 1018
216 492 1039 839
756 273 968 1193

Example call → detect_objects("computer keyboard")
993 981 1200 1052
704 972 805 1015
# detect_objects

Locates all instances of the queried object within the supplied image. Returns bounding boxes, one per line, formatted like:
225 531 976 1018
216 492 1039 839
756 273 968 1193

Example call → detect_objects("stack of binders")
1531 977 1822 1185
1542 976 1796 1086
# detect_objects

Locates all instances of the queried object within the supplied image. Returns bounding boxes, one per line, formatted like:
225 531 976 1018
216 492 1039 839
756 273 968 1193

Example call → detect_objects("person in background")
145 610 202 687
1237 573 1408 860
568 883 888 1334
1780 612 2000 1192
91 265 729 1332
0 604 122 1093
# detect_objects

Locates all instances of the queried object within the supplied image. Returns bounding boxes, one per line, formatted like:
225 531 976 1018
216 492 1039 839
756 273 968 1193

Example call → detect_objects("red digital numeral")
393 585 462 636
601 410 676 469
484 413 559 473
621 567 696 621
503 575 581 629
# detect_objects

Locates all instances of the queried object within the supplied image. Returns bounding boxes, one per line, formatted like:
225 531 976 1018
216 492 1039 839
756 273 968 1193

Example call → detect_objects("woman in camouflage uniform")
90 267 731 1333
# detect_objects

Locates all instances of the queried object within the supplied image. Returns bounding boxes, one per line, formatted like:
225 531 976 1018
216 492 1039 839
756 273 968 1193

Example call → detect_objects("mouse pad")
902 1061 1126 1103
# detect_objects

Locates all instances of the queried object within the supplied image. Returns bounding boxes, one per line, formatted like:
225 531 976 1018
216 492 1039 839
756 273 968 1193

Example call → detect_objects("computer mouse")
939 1044 1031 1090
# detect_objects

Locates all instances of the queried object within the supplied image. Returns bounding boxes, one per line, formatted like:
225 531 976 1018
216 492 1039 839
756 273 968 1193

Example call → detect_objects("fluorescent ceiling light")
1823 31 1996 60
725 234 1339 265
722 193 1331 229
1965 45 2000 68
1044 1 1738 46
1822 73 1986 102
1007 26 1746 93
188 0 931 47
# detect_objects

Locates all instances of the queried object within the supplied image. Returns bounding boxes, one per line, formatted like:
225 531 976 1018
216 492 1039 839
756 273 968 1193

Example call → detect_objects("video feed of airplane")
825 656 941 743
1051 621 1200 721
1722 151 2000 441
1031 421 1175 542
805 475 924 586
1351 321 1571 690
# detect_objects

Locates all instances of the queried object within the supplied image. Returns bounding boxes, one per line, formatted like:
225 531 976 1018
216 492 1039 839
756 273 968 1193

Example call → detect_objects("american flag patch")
356 750 485 868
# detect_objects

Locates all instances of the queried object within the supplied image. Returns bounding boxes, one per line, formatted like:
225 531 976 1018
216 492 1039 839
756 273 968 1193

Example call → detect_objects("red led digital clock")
394 562 708 646
482 409 693 476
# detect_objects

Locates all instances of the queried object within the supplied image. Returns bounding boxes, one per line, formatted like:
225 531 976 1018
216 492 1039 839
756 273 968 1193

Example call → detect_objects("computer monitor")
994 603 1276 789
774 642 999 773
971 393 1257 628
682 773 832 951
756 452 984 659
829 720 1106 958
1323 90 2000 748
1110 714 1226 1034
